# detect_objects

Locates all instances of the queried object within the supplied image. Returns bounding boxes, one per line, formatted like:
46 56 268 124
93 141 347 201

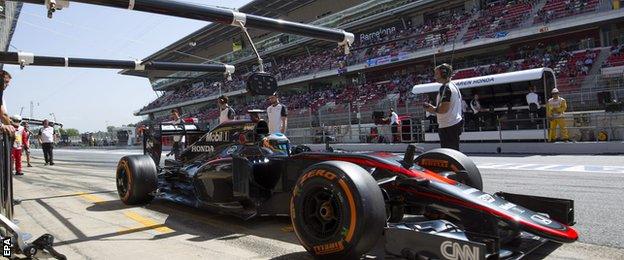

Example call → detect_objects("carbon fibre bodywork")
138 119 578 259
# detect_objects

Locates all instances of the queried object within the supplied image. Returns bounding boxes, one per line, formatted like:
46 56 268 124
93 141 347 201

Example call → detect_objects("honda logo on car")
440 241 480 260
190 145 215 153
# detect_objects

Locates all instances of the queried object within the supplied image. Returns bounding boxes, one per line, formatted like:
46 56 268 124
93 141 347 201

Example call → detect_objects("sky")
4 0 252 132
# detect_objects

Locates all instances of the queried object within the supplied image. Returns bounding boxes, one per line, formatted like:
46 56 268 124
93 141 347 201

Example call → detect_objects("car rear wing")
158 123 205 136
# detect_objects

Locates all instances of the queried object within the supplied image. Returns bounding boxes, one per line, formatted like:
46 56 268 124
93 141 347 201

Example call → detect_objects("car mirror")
246 72 278 96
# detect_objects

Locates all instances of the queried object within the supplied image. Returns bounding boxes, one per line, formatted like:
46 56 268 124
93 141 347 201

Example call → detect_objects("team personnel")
389 108 399 143
38 119 58 165
23 121 32 167
547 88 569 142
218 95 236 124
424 63 464 151
10 115 26 175
1 70 16 134
267 93 288 134
526 85 540 121
168 108 185 159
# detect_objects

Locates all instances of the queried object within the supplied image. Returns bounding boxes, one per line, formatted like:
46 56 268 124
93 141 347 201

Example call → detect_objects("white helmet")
262 133 290 155
10 115 22 123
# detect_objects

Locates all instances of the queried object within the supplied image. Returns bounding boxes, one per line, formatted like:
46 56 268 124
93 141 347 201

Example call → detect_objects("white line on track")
477 163 624 174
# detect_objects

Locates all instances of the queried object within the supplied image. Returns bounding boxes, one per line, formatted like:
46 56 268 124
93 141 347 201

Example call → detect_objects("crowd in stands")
463 0 536 42
139 0 612 116
535 0 600 24
603 38 624 68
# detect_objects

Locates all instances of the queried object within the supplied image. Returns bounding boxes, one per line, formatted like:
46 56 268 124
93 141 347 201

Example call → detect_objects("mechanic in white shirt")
267 94 288 134
424 64 464 150
526 86 539 107
168 109 185 159
526 85 540 120
38 119 57 165
389 108 400 143
218 95 236 124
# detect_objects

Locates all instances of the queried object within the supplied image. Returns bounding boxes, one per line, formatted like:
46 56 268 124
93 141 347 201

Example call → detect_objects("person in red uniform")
10 115 26 175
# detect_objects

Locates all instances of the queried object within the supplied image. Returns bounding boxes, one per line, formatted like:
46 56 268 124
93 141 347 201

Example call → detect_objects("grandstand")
124 0 624 143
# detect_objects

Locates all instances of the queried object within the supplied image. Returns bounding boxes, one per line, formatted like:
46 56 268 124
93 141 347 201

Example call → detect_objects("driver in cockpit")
261 133 290 156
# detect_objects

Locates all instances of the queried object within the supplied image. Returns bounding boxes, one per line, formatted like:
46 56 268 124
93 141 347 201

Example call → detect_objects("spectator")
38 119 58 166
218 95 235 124
547 88 569 142
267 94 288 134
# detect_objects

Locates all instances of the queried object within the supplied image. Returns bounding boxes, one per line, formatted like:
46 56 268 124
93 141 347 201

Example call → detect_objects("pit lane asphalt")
10 149 624 259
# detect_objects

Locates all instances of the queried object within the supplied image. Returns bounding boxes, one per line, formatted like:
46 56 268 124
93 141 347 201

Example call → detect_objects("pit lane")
11 149 624 259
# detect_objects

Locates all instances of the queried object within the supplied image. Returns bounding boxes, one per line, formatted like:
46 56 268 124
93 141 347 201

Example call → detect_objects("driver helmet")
262 133 290 155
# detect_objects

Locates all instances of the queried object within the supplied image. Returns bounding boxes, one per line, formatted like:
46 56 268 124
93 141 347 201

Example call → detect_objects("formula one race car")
116 118 578 260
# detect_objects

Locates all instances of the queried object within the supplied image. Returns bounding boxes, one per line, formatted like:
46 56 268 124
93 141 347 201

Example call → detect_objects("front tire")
290 161 385 259
116 155 158 205
415 148 483 190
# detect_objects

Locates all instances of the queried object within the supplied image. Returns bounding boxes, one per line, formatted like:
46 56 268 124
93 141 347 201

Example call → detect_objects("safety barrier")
287 112 624 144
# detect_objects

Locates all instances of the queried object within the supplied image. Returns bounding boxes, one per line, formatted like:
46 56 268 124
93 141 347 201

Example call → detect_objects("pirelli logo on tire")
419 158 450 168
313 240 345 255
299 169 337 184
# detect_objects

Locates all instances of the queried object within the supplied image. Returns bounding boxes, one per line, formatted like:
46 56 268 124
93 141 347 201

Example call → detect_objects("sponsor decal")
2 236 12 257
206 131 230 142
499 202 516 211
225 145 238 155
190 145 215 153
313 240 345 255
531 214 553 225
454 77 495 88
243 124 255 131
299 170 337 184
419 158 449 168
440 241 481 260
510 207 526 214
462 188 480 194
478 194 495 203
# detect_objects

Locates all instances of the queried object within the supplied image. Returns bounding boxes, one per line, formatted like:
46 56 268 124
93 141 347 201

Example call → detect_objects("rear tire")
290 161 386 259
415 148 483 190
116 155 158 205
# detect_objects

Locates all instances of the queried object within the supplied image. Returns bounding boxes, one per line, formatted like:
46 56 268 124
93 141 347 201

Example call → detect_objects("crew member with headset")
424 64 464 151
218 95 236 124
267 93 288 134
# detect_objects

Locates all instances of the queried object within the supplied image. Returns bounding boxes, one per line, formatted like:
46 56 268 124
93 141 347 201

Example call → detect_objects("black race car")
116 118 578 259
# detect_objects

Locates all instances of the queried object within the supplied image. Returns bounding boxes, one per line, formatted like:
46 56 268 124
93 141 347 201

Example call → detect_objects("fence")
287 108 624 144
